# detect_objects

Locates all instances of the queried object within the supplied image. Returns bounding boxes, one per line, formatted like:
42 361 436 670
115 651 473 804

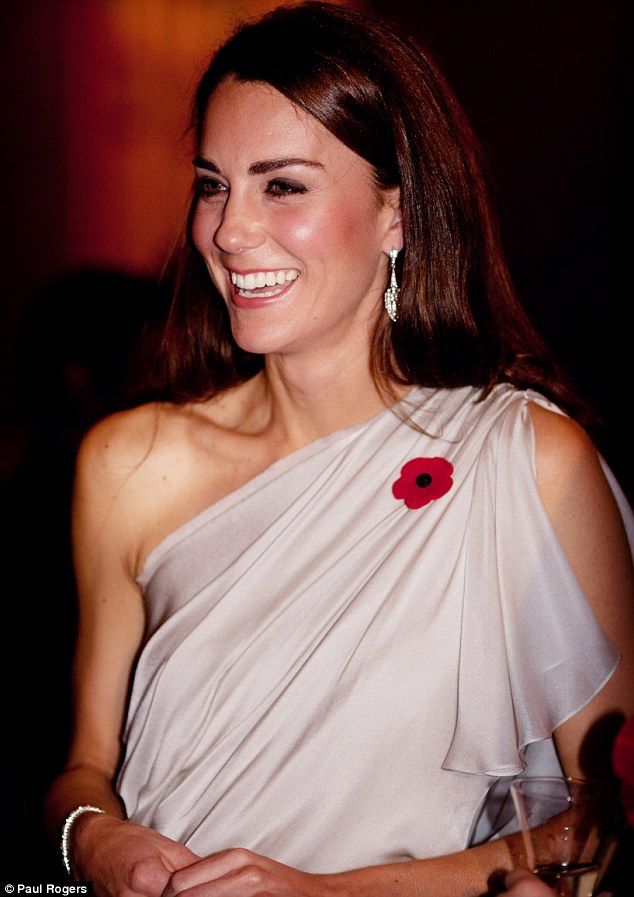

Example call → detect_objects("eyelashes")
194 178 226 200
194 177 308 201
266 178 308 196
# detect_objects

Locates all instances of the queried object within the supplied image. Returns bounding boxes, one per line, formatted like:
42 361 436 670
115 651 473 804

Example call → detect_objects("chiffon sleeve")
443 391 626 776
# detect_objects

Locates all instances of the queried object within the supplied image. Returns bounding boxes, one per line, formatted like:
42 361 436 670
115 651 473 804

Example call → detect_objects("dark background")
1 0 630 885
372 0 630 491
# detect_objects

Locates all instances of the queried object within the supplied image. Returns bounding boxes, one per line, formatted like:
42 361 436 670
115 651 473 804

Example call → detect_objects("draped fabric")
117 385 625 872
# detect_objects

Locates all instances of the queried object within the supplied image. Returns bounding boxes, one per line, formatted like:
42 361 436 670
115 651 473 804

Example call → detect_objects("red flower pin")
392 457 454 510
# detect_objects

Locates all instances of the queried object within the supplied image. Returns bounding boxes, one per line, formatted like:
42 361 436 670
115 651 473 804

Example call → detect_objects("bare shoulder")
526 400 626 547
75 400 206 496
527 401 596 469
75 384 267 577
77 376 260 480
77 402 168 481
527 399 633 635
74 402 201 573
527 402 604 501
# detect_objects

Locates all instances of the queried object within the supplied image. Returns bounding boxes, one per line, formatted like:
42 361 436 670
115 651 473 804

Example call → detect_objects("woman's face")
191 77 402 359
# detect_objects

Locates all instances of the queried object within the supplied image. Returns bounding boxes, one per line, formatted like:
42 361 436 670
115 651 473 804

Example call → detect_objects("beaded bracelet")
61 805 105 876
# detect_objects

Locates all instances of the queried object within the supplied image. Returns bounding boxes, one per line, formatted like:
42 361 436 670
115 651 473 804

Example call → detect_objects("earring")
384 249 400 322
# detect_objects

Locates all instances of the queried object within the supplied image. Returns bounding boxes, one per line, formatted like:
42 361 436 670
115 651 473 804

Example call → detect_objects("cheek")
272 207 334 253
191 202 221 253
275 198 373 258
190 207 226 294
190 205 207 253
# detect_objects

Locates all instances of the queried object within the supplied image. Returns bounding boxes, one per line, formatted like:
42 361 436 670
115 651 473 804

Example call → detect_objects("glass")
509 776 622 897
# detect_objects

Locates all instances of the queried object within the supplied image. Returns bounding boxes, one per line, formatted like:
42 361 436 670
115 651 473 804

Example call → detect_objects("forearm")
45 765 200 888
44 763 125 845
324 838 515 897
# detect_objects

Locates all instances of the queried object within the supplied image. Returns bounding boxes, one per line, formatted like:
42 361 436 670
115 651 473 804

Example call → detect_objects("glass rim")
511 775 618 787
510 775 621 802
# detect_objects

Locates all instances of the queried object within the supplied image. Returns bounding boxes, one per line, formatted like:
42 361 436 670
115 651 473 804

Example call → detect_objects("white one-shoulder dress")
117 384 629 872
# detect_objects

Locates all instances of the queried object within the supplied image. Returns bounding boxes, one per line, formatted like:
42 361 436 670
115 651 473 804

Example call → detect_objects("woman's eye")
195 178 227 200
266 179 307 197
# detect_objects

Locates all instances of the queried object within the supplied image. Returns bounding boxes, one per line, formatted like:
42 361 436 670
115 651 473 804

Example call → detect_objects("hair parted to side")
157 1 586 418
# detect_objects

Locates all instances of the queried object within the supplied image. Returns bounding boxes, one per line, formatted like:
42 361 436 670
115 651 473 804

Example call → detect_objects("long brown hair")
157 1 585 418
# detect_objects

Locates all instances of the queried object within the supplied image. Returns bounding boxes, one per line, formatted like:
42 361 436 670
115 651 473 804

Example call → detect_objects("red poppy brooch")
392 457 454 510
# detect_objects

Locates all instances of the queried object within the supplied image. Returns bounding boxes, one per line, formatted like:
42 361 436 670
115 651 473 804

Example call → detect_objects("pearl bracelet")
61 805 105 876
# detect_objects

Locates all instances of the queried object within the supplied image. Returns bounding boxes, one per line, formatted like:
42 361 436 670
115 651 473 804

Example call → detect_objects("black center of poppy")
415 473 433 488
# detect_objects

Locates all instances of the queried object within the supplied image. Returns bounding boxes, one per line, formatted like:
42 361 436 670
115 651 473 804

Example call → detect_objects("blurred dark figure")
0 269 169 877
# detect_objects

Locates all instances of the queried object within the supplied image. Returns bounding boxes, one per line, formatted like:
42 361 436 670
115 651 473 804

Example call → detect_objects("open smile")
227 267 301 307
230 268 300 298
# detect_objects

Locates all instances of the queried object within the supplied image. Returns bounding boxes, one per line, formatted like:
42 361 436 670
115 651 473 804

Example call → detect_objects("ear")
380 186 404 253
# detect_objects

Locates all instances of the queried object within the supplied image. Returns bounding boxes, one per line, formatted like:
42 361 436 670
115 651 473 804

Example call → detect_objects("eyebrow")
192 155 324 175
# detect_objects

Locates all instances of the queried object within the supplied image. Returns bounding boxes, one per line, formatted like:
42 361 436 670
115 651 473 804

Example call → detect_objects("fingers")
160 848 323 897
162 843 202 873
128 857 173 895
126 844 201 896
172 864 277 897
161 848 273 897
504 870 556 896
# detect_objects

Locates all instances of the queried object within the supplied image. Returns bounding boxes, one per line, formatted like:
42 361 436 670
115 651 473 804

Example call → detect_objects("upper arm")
529 403 634 777
66 412 151 778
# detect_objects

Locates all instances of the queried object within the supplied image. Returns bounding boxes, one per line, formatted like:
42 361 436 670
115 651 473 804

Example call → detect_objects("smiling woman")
189 77 401 358
44 3 634 896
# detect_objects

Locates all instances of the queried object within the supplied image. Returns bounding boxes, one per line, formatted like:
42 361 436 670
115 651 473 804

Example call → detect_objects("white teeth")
237 285 286 299
229 268 300 291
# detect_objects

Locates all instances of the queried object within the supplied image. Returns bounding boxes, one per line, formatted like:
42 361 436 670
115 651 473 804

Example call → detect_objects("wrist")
319 864 413 897
318 871 356 897
61 806 111 878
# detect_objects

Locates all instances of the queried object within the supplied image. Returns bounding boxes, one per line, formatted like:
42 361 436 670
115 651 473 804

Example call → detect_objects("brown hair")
157 1 585 418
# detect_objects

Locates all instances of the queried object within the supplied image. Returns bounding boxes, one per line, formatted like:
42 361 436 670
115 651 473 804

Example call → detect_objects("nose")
213 188 265 254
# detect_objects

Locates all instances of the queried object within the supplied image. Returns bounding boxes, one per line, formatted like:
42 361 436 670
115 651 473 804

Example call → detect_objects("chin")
229 320 296 357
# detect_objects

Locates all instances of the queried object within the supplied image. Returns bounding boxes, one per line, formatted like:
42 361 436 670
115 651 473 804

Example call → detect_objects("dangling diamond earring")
384 249 400 322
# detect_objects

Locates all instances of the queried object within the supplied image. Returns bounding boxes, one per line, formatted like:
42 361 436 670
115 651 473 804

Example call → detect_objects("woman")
46 3 634 894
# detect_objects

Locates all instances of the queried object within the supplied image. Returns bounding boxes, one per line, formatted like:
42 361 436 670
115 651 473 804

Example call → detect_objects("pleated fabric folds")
117 385 624 872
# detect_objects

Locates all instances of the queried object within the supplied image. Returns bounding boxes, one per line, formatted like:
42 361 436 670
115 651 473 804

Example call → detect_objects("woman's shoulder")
74 401 214 578
76 401 190 488
524 400 624 558
75 388 264 576
483 384 603 488
74 399 227 536
528 401 612 517
527 400 598 489
78 376 263 468
473 383 593 457
452 385 608 510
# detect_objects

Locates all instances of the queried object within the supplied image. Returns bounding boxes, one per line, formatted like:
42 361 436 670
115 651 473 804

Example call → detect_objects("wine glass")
509 776 622 897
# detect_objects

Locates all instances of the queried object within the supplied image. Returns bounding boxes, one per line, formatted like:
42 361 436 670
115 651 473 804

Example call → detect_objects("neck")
249 346 408 452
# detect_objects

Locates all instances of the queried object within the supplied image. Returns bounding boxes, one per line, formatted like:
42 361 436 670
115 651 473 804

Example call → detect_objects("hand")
71 813 200 897
161 847 342 897
502 870 556 896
